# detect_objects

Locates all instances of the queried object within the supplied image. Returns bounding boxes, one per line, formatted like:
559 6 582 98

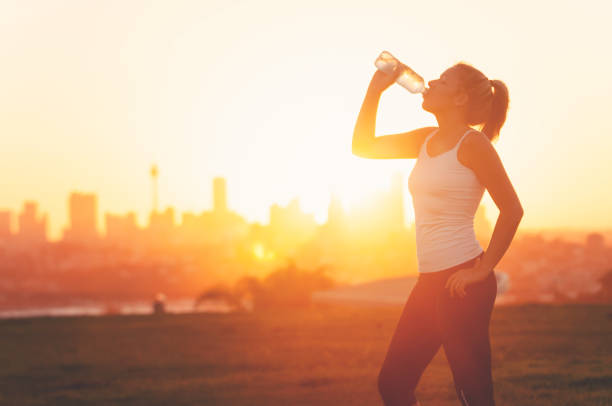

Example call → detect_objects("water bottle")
374 51 425 93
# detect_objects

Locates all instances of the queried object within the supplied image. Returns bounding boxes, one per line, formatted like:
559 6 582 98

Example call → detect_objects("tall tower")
213 177 227 213
150 164 159 213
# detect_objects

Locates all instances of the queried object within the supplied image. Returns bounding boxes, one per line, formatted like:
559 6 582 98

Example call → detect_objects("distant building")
0 210 11 241
149 207 174 228
175 177 248 247
586 232 605 253
147 207 176 246
177 212 201 245
105 211 139 246
17 201 47 245
63 192 99 245
269 198 317 257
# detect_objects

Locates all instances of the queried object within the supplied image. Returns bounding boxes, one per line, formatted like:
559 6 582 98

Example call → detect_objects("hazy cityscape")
0 167 610 317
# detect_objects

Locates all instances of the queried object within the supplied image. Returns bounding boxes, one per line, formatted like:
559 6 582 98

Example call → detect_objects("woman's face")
422 67 467 114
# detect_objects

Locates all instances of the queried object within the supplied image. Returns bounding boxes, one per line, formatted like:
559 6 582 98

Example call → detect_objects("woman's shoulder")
466 129 489 141
459 129 492 169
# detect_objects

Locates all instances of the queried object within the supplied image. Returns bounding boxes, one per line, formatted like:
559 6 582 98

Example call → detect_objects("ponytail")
452 63 510 142
481 80 509 142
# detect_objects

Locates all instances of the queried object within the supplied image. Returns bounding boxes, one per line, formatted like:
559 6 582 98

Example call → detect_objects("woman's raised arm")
352 70 435 159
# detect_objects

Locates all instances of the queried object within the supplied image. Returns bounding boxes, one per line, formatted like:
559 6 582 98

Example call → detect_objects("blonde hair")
452 62 509 142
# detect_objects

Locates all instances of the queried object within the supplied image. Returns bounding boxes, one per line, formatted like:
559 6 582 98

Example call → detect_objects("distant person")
153 293 166 315
353 62 523 405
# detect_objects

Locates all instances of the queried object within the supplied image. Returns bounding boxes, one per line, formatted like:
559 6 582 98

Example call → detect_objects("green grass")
0 304 610 405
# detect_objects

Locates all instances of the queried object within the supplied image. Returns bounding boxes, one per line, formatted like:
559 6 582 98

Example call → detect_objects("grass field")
0 303 610 405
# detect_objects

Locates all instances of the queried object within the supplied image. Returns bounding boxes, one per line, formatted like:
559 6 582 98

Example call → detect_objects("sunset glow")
1 3 610 405
1 0 611 241
253 242 276 261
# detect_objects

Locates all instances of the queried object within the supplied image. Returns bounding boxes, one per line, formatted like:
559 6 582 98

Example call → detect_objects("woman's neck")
434 112 470 140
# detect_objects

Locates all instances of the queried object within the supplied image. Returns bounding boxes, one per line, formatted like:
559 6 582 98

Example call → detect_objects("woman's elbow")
503 206 524 220
351 142 369 157
514 202 525 217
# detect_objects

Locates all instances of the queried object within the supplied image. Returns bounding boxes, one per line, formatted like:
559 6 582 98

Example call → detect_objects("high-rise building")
17 201 47 244
174 178 248 247
213 177 227 213
63 192 98 244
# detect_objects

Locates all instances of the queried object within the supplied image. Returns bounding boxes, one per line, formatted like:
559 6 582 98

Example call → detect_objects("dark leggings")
377 252 497 406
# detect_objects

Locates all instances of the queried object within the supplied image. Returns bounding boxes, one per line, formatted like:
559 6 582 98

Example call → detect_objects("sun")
252 242 276 261
327 156 403 214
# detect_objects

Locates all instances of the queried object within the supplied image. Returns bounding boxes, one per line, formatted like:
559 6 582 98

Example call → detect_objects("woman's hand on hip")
445 257 491 299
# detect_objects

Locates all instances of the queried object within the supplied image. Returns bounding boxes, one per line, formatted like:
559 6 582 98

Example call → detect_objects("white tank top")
408 128 485 273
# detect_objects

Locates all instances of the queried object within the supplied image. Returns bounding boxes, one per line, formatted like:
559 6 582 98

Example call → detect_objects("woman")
352 62 524 406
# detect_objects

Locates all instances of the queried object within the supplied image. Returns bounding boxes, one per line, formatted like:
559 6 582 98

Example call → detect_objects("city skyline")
0 173 415 243
2 166 608 243
2 1 611 240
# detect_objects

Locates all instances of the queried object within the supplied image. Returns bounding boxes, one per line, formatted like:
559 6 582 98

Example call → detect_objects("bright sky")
1 0 610 241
